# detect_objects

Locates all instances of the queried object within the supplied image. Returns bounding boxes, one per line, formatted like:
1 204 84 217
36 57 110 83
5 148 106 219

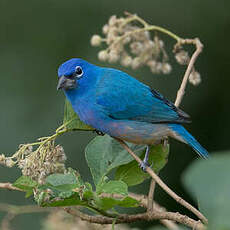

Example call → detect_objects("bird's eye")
75 66 83 78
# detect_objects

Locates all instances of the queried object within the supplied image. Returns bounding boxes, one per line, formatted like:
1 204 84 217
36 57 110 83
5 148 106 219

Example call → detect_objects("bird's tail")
168 124 209 159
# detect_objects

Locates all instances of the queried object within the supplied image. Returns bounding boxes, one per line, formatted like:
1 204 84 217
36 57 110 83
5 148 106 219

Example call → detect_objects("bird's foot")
139 160 150 172
93 129 105 136
161 138 168 147
139 145 151 172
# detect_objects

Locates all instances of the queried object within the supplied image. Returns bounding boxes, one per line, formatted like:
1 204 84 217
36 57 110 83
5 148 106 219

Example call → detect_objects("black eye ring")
75 66 83 78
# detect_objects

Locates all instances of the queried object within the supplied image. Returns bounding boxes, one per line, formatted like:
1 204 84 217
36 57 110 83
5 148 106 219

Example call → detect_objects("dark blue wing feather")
96 68 190 124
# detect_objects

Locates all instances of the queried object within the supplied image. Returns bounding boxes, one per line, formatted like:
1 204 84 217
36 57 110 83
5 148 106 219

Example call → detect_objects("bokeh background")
0 0 229 229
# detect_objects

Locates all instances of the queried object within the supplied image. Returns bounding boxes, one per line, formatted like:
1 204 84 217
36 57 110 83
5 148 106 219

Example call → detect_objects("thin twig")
101 192 180 229
147 179 156 212
64 207 205 230
129 193 179 229
114 138 208 225
0 183 23 192
174 38 203 107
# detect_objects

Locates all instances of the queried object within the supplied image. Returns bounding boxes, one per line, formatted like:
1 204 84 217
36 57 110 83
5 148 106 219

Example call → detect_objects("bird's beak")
57 76 77 90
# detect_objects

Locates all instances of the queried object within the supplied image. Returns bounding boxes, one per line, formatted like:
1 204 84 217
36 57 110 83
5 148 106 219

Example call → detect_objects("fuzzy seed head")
175 50 190 65
5 158 15 167
102 24 109 34
162 63 172 74
90 13 179 75
98 50 108 61
132 57 142 69
121 55 132 67
189 71 201 86
18 144 67 184
0 154 6 163
155 62 163 73
130 42 143 55
108 15 117 26
108 50 119 63
90 35 102 47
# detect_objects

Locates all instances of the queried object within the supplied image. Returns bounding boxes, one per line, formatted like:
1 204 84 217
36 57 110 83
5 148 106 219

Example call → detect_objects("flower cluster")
17 143 67 184
91 15 172 74
91 13 202 86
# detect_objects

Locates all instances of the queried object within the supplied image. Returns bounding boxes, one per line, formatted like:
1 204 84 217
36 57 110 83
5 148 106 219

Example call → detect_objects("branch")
0 182 202 229
64 207 205 230
114 138 208 225
0 183 23 192
101 192 180 229
147 179 156 212
174 38 203 107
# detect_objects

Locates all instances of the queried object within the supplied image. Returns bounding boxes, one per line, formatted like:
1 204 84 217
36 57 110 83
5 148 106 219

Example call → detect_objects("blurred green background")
0 0 229 229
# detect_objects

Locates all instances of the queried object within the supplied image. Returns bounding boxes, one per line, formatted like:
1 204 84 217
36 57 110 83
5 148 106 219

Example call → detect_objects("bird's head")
57 58 96 91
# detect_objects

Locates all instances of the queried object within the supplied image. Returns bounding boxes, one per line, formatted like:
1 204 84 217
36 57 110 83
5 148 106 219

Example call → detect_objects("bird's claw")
139 160 150 172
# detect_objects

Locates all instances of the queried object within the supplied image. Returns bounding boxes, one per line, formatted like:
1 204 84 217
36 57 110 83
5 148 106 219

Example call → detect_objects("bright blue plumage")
57 58 208 164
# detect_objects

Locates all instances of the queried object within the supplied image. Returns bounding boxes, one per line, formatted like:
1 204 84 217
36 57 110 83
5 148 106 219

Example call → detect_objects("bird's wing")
95 68 190 124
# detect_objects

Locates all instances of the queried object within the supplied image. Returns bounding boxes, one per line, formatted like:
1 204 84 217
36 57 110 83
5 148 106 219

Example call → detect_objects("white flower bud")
98 50 108 61
131 57 142 69
147 60 157 73
130 42 143 55
90 35 102 47
107 29 117 44
121 56 132 67
5 158 15 167
175 50 190 65
123 36 131 44
108 50 119 63
147 60 157 68
189 71 201 86
102 24 109 34
108 15 117 26
144 41 155 49
0 154 5 163
155 62 163 73
162 63 172 74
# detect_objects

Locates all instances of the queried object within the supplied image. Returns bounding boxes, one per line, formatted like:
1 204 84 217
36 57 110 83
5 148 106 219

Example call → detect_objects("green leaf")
115 144 169 186
63 99 93 131
25 190 34 198
13 176 38 191
83 182 94 200
41 194 87 207
117 196 140 207
37 172 93 207
183 151 230 230
85 135 145 186
95 196 139 211
97 180 128 196
42 172 84 199
45 173 77 187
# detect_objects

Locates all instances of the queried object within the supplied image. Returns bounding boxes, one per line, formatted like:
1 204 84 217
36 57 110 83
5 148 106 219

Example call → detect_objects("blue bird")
57 58 208 170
